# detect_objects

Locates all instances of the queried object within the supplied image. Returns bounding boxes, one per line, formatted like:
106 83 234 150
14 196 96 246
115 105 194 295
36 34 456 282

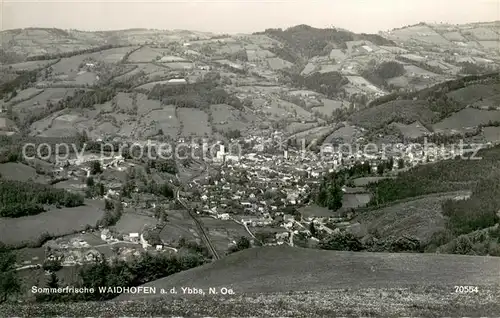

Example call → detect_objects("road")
175 159 220 261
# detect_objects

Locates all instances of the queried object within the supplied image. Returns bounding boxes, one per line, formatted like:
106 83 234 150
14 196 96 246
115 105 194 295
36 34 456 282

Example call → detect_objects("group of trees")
260 25 394 59
281 71 349 98
148 81 243 110
35 251 206 302
227 236 251 254
146 159 177 174
0 70 38 100
0 243 20 303
0 180 84 217
99 199 124 227
316 172 344 211
361 61 406 90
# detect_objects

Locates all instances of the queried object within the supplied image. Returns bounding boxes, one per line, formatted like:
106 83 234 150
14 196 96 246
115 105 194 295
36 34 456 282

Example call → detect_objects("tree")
0 243 20 303
228 236 251 254
86 176 95 187
309 222 317 237
90 161 102 175
47 272 59 289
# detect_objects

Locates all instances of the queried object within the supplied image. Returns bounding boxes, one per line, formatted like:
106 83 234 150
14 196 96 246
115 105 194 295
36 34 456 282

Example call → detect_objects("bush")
319 231 363 251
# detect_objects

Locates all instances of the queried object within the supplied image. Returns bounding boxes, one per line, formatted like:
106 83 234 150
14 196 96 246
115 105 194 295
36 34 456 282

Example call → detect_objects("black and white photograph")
0 0 500 316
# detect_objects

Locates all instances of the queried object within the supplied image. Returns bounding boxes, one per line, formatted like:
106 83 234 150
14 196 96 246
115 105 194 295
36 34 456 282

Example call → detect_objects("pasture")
389 121 430 139
483 126 500 143
266 57 294 70
0 162 41 182
4 60 58 72
119 245 500 300
0 200 105 247
312 99 344 116
210 104 251 133
178 108 211 137
126 46 172 63
467 27 499 41
299 204 336 218
323 124 360 144
111 212 159 234
8 88 44 104
433 108 500 132
199 217 250 254
442 31 467 42
355 192 470 244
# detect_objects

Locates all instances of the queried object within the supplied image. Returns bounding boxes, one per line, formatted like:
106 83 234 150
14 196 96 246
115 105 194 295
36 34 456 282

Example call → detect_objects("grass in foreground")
1 285 499 317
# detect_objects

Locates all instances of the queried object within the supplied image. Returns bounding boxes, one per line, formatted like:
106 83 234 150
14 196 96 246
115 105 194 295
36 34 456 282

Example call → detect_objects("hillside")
117 245 500 300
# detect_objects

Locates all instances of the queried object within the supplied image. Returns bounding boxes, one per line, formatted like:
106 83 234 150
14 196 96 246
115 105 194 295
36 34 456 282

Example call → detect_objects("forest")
147 81 243 110
0 180 84 217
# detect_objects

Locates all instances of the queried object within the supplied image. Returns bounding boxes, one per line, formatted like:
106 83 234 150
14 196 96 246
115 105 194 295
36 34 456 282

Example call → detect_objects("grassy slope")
116 246 500 300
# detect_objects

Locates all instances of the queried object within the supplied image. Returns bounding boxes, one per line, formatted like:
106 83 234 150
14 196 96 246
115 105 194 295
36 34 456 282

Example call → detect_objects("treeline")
148 81 243 110
26 44 125 61
27 248 206 302
0 180 84 217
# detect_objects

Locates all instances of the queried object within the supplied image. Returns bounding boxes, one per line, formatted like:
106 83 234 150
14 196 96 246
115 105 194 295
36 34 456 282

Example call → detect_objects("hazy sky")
1 0 499 34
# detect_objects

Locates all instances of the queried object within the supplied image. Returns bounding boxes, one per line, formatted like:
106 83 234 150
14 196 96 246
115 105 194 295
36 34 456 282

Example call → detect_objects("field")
311 99 344 116
114 63 170 83
199 217 250 254
355 192 470 244
479 41 500 51
209 104 252 133
159 209 198 245
289 125 332 143
346 76 385 94
111 212 159 234
0 162 42 182
447 84 500 105
12 88 77 115
299 204 335 218
433 108 500 132
389 121 430 139
117 245 500 300
467 27 499 41
483 126 500 143
178 108 212 137
8 87 44 104
126 46 172 63
352 177 392 187
284 122 317 134
0 200 105 247
4 60 58 72
442 31 467 42
323 124 360 144
265 99 313 121
266 57 294 70
349 100 436 130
